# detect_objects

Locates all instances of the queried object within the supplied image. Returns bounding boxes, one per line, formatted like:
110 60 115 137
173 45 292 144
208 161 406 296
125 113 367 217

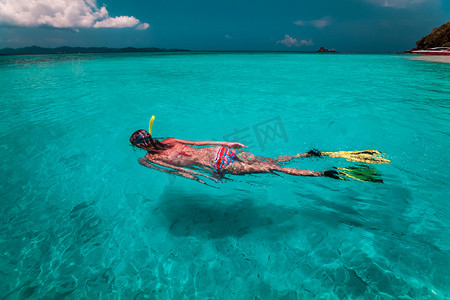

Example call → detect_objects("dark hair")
130 129 172 153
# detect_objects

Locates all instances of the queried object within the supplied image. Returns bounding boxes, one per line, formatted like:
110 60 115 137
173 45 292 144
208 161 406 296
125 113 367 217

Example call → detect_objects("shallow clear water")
0 53 449 299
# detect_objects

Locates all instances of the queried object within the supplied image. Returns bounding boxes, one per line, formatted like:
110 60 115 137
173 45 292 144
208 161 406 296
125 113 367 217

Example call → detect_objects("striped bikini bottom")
213 146 236 173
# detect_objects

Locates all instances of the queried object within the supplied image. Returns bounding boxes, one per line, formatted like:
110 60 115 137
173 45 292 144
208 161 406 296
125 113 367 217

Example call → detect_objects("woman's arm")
169 139 247 149
138 159 208 184
139 158 220 183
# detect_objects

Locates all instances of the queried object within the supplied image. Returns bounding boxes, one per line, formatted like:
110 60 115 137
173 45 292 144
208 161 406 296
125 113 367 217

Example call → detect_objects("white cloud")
277 35 313 47
0 0 149 29
136 23 150 30
310 17 332 29
277 34 299 47
93 16 139 28
299 39 314 46
294 17 332 29
362 0 427 7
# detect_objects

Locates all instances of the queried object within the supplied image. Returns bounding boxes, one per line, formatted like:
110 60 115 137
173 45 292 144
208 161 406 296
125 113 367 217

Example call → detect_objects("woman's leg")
223 160 323 177
276 149 322 162
238 149 321 165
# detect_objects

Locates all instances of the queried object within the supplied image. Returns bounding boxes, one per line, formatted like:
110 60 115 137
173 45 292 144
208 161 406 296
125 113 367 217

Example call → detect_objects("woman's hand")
227 142 247 149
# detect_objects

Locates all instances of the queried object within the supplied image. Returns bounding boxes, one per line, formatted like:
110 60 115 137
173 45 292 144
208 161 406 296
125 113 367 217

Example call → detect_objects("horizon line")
0 45 404 55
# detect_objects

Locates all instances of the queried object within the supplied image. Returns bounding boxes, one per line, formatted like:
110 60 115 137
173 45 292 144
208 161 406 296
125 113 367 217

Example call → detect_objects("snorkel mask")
130 115 156 147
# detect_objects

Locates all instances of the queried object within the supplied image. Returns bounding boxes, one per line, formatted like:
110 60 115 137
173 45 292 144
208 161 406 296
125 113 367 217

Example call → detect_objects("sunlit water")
1 53 449 299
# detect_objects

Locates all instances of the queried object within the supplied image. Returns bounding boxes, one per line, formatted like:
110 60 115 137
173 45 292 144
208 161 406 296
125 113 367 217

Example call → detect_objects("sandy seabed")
407 55 450 64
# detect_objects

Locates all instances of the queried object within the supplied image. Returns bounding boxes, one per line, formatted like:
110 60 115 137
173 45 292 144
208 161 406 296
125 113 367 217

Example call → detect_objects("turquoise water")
1 53 449 299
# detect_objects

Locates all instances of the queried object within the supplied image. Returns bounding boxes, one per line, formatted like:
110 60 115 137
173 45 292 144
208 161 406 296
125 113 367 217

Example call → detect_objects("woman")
130 129 341 184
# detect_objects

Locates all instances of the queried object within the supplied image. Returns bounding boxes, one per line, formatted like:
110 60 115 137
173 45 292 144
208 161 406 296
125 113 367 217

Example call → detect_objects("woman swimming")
130 129 341 184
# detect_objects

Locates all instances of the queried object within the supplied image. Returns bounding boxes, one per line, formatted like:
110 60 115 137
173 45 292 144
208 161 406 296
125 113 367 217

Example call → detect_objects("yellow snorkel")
149 115 155 135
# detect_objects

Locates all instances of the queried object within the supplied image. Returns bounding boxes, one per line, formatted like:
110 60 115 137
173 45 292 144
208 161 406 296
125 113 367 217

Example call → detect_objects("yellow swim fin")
322 150 391 164
336 165 384 183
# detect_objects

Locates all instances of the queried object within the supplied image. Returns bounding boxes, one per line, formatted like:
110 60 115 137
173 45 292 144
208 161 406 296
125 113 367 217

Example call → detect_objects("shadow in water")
157 188 302 240
156 186 385 240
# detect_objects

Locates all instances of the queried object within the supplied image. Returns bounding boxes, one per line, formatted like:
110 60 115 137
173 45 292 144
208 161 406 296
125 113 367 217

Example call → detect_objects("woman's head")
130 129 172 152
130 129 153 149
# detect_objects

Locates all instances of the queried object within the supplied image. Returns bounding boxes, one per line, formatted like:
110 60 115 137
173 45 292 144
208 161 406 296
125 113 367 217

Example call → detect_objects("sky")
0 0 449 52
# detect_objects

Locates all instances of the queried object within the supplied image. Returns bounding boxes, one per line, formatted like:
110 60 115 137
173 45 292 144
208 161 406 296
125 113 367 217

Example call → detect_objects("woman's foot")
307 149 322 157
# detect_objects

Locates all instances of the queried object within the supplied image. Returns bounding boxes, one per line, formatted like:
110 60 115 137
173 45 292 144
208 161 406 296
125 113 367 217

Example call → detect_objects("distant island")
316 46 336 53
407 21 450 52
0 46 189 56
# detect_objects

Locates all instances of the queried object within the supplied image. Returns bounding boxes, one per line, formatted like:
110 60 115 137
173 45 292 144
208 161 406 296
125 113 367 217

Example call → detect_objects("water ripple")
1 53 449 298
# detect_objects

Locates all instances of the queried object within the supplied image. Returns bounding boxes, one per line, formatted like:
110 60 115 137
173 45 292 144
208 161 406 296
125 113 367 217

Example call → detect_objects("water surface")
0 53 449 298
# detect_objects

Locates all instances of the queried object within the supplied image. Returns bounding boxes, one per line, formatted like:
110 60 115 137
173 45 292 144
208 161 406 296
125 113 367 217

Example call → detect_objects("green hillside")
414 21 450 50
